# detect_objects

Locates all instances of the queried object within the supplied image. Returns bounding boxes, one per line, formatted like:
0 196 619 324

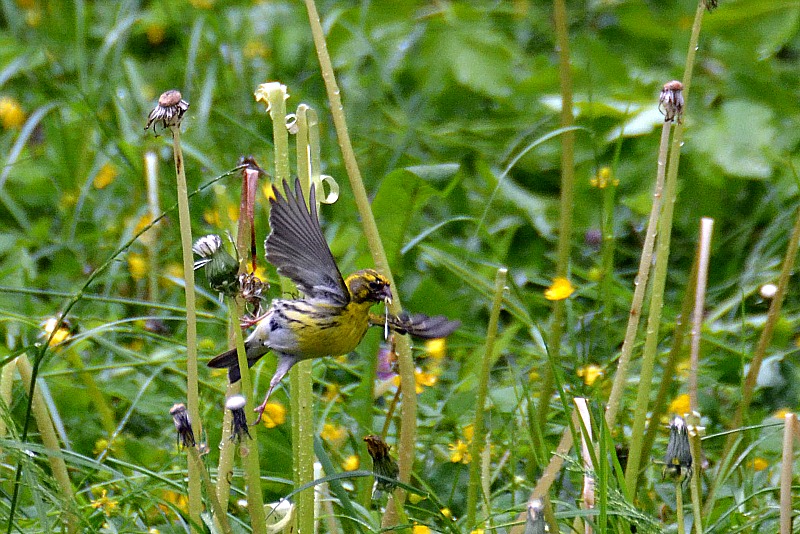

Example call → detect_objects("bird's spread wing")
266 178 349 305
372 312 461 339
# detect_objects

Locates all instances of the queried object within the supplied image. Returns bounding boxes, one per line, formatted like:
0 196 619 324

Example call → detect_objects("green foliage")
1 0 799 532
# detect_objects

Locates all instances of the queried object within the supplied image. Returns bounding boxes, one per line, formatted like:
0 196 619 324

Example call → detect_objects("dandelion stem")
690 218 713 412
780 413 796 534
303 0 414 524
169 124 203 532
466 267 507 528
676 482 686 534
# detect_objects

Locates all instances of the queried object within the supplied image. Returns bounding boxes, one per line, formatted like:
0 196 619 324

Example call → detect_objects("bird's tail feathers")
207 348 243 383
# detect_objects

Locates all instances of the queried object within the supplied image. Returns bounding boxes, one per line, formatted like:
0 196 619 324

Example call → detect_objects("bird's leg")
252 354 298 424
240 309 268 329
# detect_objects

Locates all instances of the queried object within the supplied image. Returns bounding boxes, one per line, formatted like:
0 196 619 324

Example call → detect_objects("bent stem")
303 0 414 524
466 268 507 528
169 124 203 531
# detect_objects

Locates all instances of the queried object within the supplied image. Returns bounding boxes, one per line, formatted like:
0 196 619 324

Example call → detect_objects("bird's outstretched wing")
266 178 350 305
372 312 461 339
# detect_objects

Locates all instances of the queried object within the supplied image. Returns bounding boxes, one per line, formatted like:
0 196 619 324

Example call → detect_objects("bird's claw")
241 311 267 329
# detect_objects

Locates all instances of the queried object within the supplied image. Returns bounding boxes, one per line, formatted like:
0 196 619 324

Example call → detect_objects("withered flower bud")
663 416 692 482
145 90 189 135
659 81 684 123
239 272 266 309
170 403 196 448
363 435 399 500
524 498 546 534
193 235 240 297
226 395 251 442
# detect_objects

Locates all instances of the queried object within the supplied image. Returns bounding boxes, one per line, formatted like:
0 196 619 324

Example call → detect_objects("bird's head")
346 269 392 304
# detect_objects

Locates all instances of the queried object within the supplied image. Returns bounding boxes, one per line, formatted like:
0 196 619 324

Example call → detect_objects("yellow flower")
751 457 768 471
94 163 118 189
128 253 148 281
0 96 25 129
577 364 603 386
528 369 540 382
440 507 453 519
320 423 347 444
425 338 447 359
146 23 166 45
227 204 239 222
544 277 575 301
412 524 431 534
160 490 188 514
321 383 341 402
668 393 691 416
471 530 485 534
261 402 286 429
203 209 221 226
773 408 793 420
392 368 438 393
90 489 119 514
589 167 618 189
462 424 474 442
134 213 153 234
41 317 72 346
408 493 425 504
448 439 471 464
342 455 360 471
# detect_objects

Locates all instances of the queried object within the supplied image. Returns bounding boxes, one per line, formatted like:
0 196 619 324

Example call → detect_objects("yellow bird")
208 178 459 419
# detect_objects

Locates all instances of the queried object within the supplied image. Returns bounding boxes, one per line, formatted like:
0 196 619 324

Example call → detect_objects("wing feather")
266 178 349 305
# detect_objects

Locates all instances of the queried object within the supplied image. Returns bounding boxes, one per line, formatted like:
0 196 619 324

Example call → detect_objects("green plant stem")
293 102 316 534
539 0 576 433
63 347 116 437
0 356 14 449
230 304 268 534
675 482 686 534
16 354 77 534
640 252 699 465
303 0 414 525
599 175 618 325
214 382 237 525
170 125 203 532
605 122 671 429
687 417 703 534
144 151 161 304
623 0 705 495
689 218 713 411
780 413 795 534
188 447 233 534
466 268 507 528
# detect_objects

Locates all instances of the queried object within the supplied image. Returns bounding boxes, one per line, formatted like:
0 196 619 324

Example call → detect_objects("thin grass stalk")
575 398 595 534
640 249 699 464
675 483 686 534
539 0 576 432
16 354 77 534
188 447 233 534
780 413 795 534
293 103 316 534
144 151 160 303
62 346 116 436
599 170 618 326
605 122 671 428
623 1 707 495
169 124 203 531
687 419 703 534
230 305 268 534
466 268 507 527
214 382 237 522
302 0 414 524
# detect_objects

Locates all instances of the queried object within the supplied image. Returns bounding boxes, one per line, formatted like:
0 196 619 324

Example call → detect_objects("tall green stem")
623 1 706 496
605 122 670 428
466 268 507 527
540 0 576 431
170 126 202 531
303 0 414 524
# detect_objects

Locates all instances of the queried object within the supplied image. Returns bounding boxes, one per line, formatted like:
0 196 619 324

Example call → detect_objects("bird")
208 178 460 421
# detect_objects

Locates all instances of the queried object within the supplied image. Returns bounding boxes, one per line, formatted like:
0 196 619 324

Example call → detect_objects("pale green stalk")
144 151 160 303
230 306 267 534
214 382 237 524
169 125 202 531
539 0 576 431
687 417 703 534
63 347 116 436
780 413 795 534
302 0 413 525
466 268 507 528
16 355 77 534
0 357 15 450
623 1 706 496
675 483 686 534
293 102 316 534
605 122 671 428
689 218 713 411
188 447 232 534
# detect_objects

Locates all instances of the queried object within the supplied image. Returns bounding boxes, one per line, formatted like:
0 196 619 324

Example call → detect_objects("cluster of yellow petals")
0 96 25 129
544 277 575 301
341 455 360 471
668 393 691 416
577 364 603 386
90 489 119 514
320 423 347 444
589 167 619 189
261 402 286 429
94 163 118 189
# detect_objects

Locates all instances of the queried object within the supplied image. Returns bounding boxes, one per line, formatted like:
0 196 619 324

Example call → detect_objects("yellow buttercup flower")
577 364 603 386
94 163 118 189
320 423 347 444
128 253 147 281
41 317 72 346
321 383 341 403
544 277 575 301
751 457 768 471
462 424 474 442
342 455 360 471
412 524 431 534
392 368 438 393
90 489 119 514
0 96 25 129
448 439 471 464
668 393 691 416
589 167 618 189
261 402 286 429
425 338 447 359
440 507 453 519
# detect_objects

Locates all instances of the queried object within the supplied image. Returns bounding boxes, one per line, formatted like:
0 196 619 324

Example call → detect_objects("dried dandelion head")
659 81 684 123
145 90 189 135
